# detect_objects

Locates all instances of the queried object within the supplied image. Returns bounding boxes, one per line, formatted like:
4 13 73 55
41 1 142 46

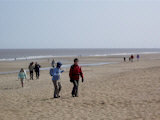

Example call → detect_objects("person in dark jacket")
69 58 84 97
124 57 126 62
34 62 41 79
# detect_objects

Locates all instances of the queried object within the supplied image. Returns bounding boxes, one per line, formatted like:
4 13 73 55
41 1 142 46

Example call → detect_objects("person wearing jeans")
50 62 64 98
69 58 84 97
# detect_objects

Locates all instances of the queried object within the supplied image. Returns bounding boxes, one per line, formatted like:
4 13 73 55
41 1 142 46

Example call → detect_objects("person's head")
35 62 37 65
20 68 24 72
74 58 79 65
30 62 34 65
57 62 62 68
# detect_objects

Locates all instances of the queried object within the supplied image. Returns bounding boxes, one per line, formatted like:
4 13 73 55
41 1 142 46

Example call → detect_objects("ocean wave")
0 52 160 62
0 55 75 62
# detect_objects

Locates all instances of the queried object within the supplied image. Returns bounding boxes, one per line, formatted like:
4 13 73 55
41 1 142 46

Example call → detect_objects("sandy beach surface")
0 54 160 120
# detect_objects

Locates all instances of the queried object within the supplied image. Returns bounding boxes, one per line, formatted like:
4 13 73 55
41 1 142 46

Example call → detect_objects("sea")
0 48 160 74
0 48 160 61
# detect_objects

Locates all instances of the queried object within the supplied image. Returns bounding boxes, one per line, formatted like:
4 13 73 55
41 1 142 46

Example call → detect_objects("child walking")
50 62 64 98
18 68 27 87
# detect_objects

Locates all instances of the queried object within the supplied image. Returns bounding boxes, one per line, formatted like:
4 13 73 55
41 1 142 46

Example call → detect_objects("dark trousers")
30 71 33 80
72 80 79 97
35 71 40 79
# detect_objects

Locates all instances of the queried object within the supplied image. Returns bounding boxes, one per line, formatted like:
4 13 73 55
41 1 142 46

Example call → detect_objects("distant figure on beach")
51 59 55 68
131 54 134 62
50 62 64 98
69 58 84 97
28 62 34 80
18 68 27 87
124 57 126 62
34 62 41 79
137 54 140 61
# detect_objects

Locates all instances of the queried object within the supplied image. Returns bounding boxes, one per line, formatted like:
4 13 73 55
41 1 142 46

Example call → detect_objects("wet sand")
0 54 160 120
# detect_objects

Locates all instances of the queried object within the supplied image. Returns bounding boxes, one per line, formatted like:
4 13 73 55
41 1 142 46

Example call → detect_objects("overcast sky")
0 0 160 48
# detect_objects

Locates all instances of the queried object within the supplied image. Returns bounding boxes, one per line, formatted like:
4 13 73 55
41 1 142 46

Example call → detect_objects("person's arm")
61 70 64 73
69 67 73 82
50 69 53 76
80 67 84 82
69 67 72 79
24 70 27 79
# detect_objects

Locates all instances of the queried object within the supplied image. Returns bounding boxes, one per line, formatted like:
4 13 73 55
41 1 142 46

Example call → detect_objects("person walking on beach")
51 59 55 68
131 54 134 62
137 54 140 61
69 58 84 97
28 62 34 80
34 62 41 79
124 57 126 62
18 68 27 87
50 62 64 98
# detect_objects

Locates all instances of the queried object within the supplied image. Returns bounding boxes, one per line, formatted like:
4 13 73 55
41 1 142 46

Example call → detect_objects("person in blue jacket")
50 62 64 98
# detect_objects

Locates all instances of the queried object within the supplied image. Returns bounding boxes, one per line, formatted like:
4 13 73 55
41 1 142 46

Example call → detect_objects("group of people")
18 58 84 99
28 62 41 80
50 58 84 98
124 54 140 62
18 62 41 87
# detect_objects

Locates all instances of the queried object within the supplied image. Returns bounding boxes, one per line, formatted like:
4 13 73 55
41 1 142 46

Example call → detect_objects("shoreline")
1 52 160 74
0 51 160 62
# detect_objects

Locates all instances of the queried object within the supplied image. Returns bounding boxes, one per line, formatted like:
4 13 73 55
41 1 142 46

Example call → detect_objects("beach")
0 54 160 120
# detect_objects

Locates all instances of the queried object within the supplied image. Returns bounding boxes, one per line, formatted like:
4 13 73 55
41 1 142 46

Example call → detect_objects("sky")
0 0 160 48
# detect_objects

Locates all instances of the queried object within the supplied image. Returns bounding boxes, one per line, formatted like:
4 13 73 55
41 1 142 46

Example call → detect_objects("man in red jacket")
69 58 84 97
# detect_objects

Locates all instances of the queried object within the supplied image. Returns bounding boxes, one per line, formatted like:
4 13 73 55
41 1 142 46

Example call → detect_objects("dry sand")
0 54 160 120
